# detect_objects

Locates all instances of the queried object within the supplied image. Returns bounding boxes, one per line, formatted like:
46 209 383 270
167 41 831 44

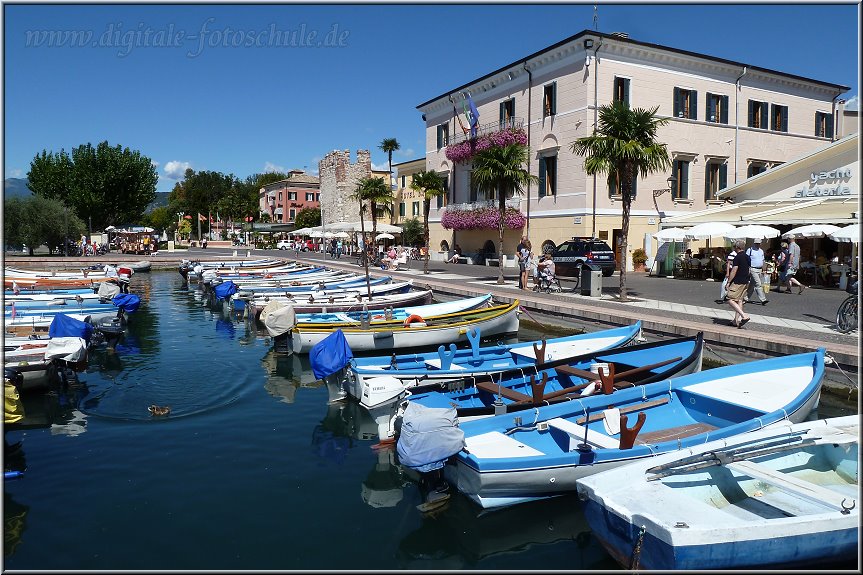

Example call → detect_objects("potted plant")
632 248 648 272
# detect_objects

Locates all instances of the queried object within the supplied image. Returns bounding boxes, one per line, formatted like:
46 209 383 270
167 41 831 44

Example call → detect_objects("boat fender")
466 327 481 361
403 314 424 327
437 343 458 370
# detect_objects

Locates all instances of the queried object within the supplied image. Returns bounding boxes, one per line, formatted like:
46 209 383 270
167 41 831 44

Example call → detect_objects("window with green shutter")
771 104 788 132
707 93 728 124
399 202 405 217
538 157 546 197
748 100 768 128
704 162 727 200
815 111 834 138
436 124 449 149
672 160 689 199
500 99 515 128
673 88 695 119
543 82 556 117
436 173 448 209
613 77 630 106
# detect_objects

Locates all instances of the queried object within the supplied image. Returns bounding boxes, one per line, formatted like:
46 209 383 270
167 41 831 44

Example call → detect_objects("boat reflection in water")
396 493 615 570
3 491 29 558
259 349 345 405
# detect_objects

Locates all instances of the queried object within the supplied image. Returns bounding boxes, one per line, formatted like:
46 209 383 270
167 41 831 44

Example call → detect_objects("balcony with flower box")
441 198 526 231
445 118 527 164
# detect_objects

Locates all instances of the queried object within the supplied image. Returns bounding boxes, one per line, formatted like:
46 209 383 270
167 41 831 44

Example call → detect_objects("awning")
663 197 859 227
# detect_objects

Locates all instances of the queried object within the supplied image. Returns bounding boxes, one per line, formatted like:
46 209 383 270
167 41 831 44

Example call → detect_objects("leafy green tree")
143 206 174 236
294 207 321 229
571 101 670 302
26 149 73 199
471 144 538 284
409 170 445 274
4 195 84 255
28 141 157 230
400 217 423 247
217 175 259 232
254 171 288 187
379 138 400 190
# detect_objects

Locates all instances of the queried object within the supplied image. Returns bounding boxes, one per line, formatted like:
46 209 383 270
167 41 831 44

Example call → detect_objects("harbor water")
3 271 855 570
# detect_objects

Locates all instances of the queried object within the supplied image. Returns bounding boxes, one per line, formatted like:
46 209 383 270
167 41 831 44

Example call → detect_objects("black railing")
449 117 525 145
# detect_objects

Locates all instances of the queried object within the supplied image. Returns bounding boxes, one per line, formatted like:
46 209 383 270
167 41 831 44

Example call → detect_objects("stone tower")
318 149 372 225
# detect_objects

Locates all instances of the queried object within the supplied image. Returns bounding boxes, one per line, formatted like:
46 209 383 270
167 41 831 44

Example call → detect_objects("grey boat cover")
262 300 297 337
97 281 122 300
397 401 465 473
44 337 88 362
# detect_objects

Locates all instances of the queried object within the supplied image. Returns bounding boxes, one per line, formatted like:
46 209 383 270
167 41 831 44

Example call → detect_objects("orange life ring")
403 314 424 327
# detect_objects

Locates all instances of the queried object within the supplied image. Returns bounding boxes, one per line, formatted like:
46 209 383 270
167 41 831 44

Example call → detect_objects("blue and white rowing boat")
432 349 826 509
346 322 644 407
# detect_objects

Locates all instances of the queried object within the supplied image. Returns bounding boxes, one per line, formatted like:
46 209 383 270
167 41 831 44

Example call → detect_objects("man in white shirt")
745 240 769 305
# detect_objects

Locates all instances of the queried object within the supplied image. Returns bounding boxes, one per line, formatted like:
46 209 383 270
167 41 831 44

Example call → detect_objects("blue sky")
3 3 859 193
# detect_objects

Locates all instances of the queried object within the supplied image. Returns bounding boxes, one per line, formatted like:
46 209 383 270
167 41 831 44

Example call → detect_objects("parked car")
551 237 617 278
276 240 291 250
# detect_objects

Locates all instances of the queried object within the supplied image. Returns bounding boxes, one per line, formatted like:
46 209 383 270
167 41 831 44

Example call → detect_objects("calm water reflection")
3 271 854 570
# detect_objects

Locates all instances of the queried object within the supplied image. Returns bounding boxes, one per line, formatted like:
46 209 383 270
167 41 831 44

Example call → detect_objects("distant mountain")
147 191 170 212
4 178 31 198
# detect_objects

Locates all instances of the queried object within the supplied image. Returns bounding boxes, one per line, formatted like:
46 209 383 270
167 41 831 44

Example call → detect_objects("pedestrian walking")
783 236 808 294
745 239 769 305
717 245 738 302
725 239 752 328
516 236 528 289
519 239 532 291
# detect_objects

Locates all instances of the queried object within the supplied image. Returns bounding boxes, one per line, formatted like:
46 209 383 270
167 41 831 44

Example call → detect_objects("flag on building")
467 93 480 137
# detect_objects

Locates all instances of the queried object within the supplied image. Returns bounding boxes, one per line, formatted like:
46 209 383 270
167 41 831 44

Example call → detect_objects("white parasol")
724 224 781 241
829 224 859 243
653 227 689 241
683 222 736 240
782 224 842 239
334 231 350 239
375 233 395 241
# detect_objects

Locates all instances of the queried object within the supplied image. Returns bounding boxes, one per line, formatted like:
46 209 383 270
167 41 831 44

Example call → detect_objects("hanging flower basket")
444 128 528 164
441 206 526 231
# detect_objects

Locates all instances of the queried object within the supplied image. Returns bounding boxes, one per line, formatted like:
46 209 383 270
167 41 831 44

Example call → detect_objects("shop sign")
794 167 854 198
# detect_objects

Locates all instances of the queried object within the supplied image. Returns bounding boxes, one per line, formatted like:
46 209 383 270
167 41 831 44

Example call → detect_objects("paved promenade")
6 247 859 383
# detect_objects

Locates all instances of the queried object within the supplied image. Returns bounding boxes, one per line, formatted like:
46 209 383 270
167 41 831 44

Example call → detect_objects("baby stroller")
533 265 561 293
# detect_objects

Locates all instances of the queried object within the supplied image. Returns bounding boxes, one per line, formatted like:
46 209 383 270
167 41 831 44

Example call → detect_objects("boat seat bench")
474 380 532 402
726 460 856 512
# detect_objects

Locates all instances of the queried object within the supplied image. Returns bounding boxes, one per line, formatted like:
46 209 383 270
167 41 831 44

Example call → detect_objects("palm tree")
362 176 393 239
471 144 538 284
571 101 670 302
379 137 400 190
409 170 445 274
349 176 390 297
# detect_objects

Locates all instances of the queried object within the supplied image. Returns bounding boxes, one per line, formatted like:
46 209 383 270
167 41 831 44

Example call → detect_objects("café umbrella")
782 224 842 238
829 224 859 243
724 224 781 240
653 227 689 241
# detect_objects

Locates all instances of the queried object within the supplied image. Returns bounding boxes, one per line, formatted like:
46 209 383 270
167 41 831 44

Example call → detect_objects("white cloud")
263 161 286 174
371 162 390 172
844 95 858 111
7 168 23 178
163 160 191 179
395 147 415 158
151 160 160 168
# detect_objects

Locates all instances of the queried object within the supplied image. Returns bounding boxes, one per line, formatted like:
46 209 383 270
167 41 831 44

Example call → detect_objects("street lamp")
652 174 677 222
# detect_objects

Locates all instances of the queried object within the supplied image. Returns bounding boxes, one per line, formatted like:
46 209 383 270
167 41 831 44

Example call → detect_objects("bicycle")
836 280 858 334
